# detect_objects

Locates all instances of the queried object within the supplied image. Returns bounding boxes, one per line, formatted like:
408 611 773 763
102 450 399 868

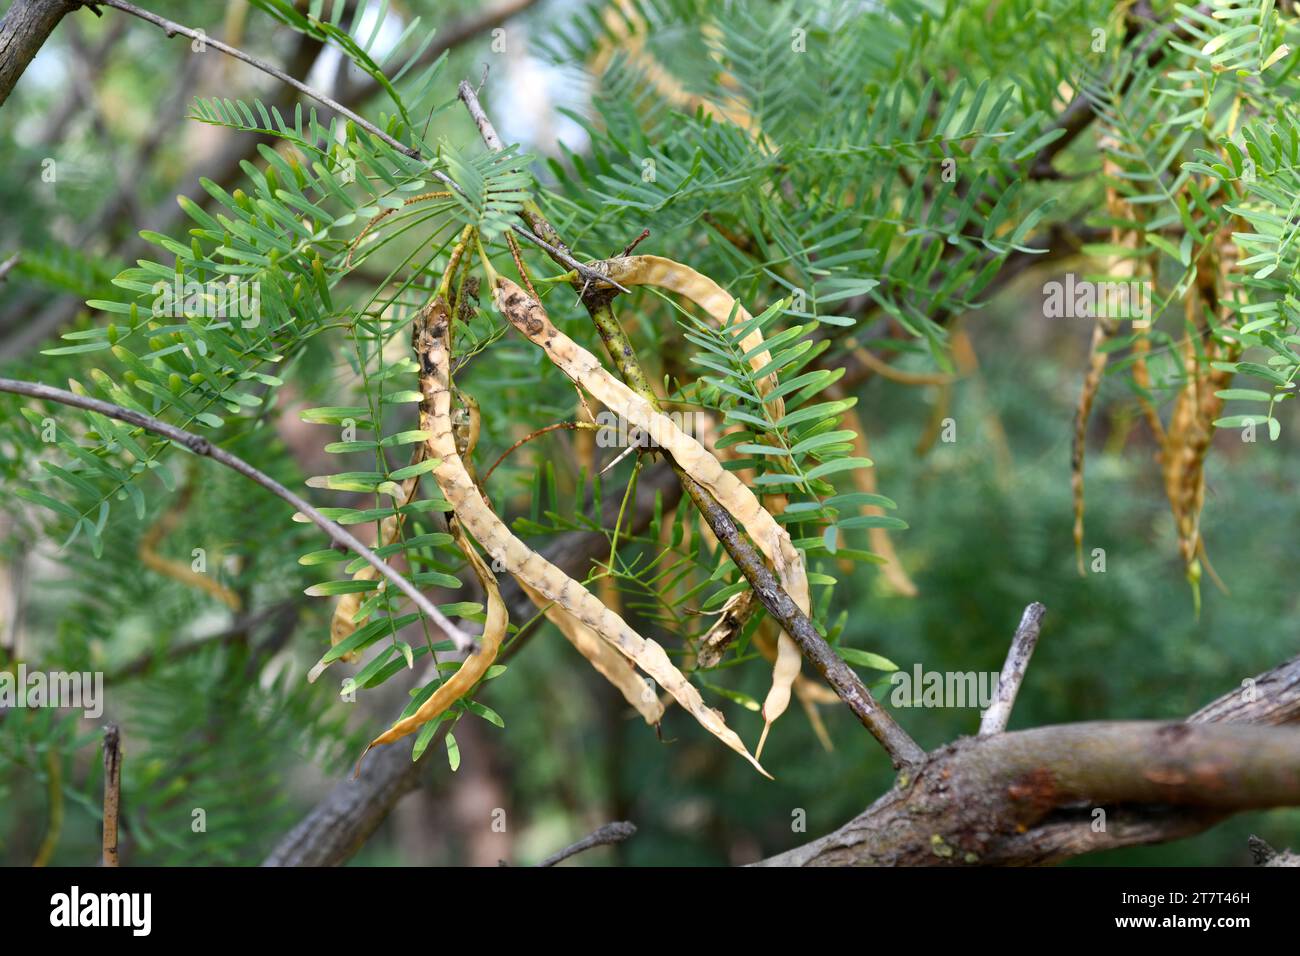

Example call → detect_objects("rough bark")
0 0 75 108
755 655 1300 866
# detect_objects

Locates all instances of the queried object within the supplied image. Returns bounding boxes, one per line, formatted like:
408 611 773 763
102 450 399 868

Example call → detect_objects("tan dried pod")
492 277 811 754
590 255 782 413
585 257 810 736
419 294 768 776
139 476 242 611
517 578 664 725
839 404 917 597
1073 149 1136 575
589 2 757 134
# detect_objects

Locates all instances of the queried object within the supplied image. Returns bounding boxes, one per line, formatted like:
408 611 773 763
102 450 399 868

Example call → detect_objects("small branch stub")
102 724 122 867
980 602 1046 735
1248 835 1300 867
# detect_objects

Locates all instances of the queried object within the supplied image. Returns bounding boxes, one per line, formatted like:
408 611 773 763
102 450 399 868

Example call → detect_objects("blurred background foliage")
0 0 1296 867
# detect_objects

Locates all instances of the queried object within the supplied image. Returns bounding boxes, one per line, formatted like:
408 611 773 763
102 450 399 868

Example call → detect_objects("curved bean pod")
358 517 506 759
420 295 768 777
493 277 811 751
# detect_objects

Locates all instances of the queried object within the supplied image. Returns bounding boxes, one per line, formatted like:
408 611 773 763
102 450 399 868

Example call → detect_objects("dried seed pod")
758 633 801 759
753 623 837 751
1073 159 1134 575
840 404 917 597
493 277 811 747
359 517 506 759
419 294 768 776
517 578 664 726
589 254 782 413
696 589 757 669
585 257 811 729
138 476 242 611
1072 317 1117 575
1159 245 1240 605
590 3 757 134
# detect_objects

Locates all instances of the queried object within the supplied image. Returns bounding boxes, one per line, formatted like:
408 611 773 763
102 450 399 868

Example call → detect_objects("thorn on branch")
618 229 651 258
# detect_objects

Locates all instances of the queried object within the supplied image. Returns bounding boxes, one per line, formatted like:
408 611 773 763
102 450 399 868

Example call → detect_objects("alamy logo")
151 276 261 328
595 409 702 449
50 887 151 936
0 665 103 718
1042 272 1151 325
889 664 1001 711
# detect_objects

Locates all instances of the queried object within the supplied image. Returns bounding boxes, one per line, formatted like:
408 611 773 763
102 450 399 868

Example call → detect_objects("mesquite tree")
0 0 1297 867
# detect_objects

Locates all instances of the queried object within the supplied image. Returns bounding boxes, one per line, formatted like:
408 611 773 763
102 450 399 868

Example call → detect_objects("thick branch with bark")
757 655 1300 866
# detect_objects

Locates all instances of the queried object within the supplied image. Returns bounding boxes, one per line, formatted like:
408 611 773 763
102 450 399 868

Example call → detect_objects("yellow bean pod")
493 277 811 751
422 294 768 777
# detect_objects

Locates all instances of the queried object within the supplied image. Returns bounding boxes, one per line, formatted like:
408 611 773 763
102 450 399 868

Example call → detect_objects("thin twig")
536 821 637 867
504 230 538 299
455 80 630 293
82 0 419 156
483 421 595 481
102 724 121 867
459 75 506 151
0 377 477 654
618 228 651 258
507 225 628 292
77 4 625 295
979 602 1046 735
0 253 20 283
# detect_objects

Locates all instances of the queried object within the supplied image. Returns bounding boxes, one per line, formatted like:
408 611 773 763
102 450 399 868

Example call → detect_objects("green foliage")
1 0 1296 866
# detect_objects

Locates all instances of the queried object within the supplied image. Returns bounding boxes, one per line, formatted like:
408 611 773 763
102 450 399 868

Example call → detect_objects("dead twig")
536 821 637 867
979 603 1046 735
102 724 121 867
